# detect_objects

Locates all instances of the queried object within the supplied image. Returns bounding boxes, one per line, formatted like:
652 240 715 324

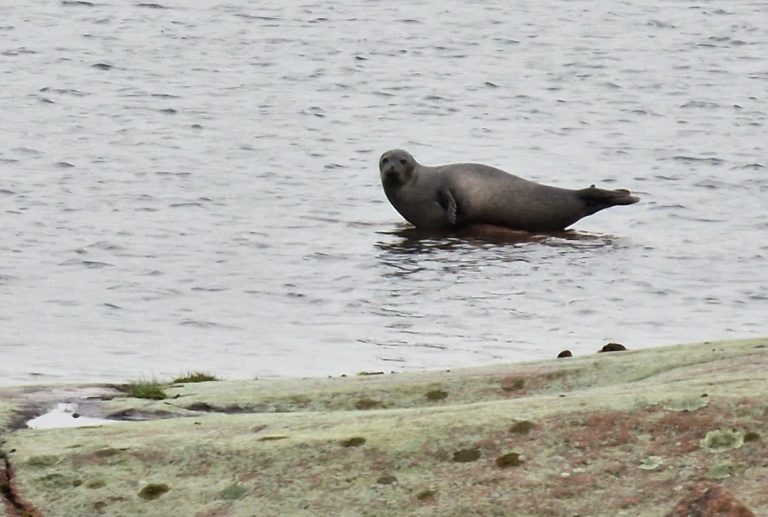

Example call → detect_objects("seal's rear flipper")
577 185 640 208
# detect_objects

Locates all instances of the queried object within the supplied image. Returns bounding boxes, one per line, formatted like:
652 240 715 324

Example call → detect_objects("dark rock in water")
557 350 573 358
599 342 627 353
666 483 755 517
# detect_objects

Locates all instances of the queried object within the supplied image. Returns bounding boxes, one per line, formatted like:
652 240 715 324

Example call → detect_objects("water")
1 0 766 385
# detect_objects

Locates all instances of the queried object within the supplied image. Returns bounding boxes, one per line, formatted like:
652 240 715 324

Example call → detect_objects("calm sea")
1 0 766 384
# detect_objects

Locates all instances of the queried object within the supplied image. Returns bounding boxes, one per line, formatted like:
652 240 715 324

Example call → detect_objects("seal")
379 149 639 232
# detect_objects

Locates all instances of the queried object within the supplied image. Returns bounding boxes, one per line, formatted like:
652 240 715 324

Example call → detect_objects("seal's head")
379 149 416 188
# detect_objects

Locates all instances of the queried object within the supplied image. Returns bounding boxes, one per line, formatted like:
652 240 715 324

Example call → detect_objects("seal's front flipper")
577 185 640 208
437 189 457 225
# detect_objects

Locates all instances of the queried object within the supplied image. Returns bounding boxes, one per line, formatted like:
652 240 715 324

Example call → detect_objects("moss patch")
123 380 167 400
416 489 436 502
425 389 448 401
340 437 366 448
217 483 247 501
138 483 170 500
354 398 383 410
26 455 60 468
509 420 535 434
743 431 761 443
452 448 481 463
172 372 219 384
495 452 524 468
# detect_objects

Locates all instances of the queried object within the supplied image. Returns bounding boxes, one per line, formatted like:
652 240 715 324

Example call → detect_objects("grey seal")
379 149 639 232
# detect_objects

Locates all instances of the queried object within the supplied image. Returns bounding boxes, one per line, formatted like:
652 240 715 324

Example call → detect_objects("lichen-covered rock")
2 338 767 516
700 430 744 452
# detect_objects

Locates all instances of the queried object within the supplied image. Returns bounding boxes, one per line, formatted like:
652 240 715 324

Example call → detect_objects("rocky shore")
1 338 766 516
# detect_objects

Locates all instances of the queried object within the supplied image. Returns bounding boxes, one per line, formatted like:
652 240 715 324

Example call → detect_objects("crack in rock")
1 453 41 517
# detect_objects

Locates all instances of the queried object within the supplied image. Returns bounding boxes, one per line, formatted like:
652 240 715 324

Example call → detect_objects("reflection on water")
378 225 620 250
375 226 626 280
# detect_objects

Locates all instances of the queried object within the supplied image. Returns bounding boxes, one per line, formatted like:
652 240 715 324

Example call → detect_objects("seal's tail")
577 185 640 208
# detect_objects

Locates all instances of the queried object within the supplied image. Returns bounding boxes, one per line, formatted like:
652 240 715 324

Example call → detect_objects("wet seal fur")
379 149 639 232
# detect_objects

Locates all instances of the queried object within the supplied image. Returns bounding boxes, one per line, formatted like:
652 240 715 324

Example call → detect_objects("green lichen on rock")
26 455 60 468
663 396 709 412
638 456 663 471
709 462 736 480
701 430 744 452
217 483 247 501
36 472 77 489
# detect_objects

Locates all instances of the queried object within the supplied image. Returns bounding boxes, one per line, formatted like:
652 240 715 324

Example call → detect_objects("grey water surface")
1 0 766 384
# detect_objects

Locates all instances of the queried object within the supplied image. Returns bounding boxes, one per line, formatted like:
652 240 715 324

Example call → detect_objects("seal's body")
379 149 639 232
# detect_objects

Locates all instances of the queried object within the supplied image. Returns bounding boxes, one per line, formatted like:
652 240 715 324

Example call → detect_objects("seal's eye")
382 158 389 165
399 159 407 165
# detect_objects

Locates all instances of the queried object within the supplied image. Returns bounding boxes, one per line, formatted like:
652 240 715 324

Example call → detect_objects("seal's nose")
383 165 399 180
